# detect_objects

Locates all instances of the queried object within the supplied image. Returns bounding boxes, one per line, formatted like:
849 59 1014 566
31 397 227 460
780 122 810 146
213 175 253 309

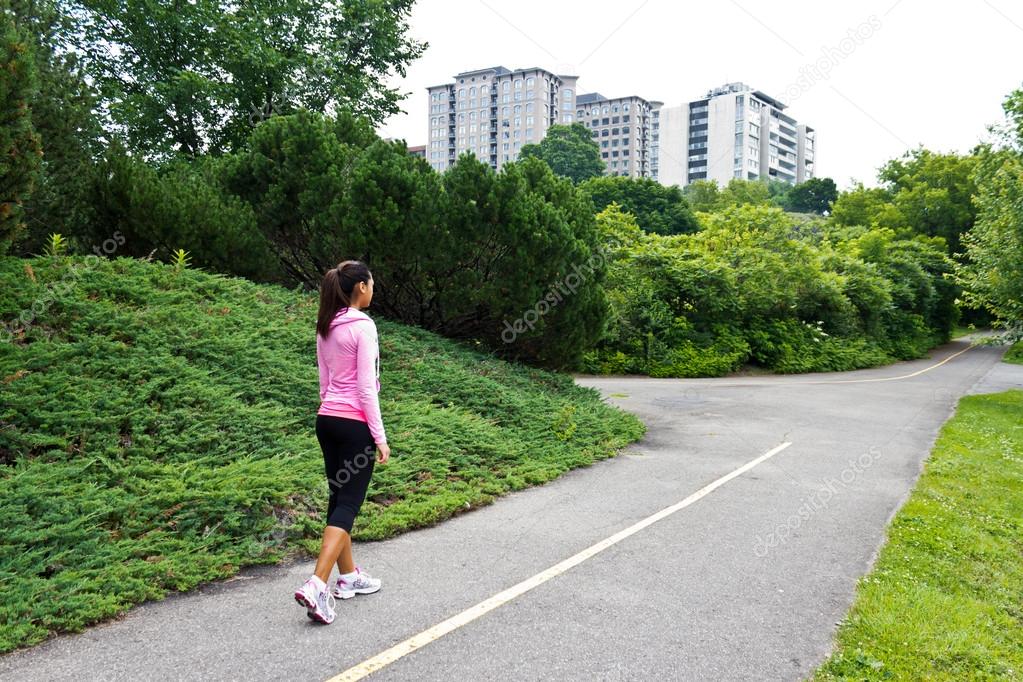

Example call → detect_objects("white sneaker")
331 566 381 599
294 577 336 624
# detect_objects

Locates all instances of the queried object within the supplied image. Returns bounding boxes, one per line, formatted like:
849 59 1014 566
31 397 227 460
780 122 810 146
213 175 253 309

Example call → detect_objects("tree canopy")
519 122 604 183
579 175 699 235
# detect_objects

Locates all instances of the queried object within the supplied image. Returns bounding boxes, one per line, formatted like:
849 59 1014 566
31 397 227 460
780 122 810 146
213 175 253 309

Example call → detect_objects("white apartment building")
426 66 578 173
658 82 815 187
575 93 662 180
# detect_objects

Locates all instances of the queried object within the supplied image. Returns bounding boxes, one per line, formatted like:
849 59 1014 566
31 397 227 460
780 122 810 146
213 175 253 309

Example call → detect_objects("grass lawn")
1004 340 1023 365
814 388 1023 680
0 256 644 653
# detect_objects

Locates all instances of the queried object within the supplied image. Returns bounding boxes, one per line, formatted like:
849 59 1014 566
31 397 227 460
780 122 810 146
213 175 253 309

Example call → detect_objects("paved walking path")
1 335 1017 681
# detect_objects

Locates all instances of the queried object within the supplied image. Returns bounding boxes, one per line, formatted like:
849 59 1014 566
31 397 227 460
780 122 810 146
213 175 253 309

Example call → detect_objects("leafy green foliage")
519 122 605 183
579 175 699 235
42 232 65 256
7 0 103 255
682 179 722 212
583 204 955 377
782 177 838 214
955 89 1023 340
0 6 42 253
66 0 425 157
225 112 609 368
0 255 644 652
832 148 978 255
814 389 1023 680
87 141 281 282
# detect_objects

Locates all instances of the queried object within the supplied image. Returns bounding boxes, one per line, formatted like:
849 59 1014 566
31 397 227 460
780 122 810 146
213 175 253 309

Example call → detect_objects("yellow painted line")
595 340 981 390
325 441 793 682
792 341 977 385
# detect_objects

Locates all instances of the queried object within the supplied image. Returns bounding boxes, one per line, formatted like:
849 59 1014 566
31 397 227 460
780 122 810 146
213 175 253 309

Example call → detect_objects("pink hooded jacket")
316 306 387 444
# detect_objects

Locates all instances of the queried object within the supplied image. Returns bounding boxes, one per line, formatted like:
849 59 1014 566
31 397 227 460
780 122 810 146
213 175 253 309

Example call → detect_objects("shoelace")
318 588 336 615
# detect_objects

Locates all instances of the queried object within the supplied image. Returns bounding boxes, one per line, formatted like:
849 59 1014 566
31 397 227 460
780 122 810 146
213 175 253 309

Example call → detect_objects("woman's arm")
355 321 387 445
316 334 328 401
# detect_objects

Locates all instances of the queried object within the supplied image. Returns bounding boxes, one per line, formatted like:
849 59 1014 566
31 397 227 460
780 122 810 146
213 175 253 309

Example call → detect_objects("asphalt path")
1 334 1019 681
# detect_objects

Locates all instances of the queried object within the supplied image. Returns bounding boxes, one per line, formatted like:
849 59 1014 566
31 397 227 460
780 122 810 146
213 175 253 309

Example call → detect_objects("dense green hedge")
582 204 956 377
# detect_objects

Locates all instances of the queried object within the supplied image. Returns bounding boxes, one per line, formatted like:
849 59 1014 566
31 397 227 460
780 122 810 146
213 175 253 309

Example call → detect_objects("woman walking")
294 260 391 624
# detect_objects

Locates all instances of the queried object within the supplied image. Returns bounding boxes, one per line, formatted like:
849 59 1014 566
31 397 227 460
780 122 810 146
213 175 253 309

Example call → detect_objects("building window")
527 77 535 87
563 114 572 122
601 130 609 137
623 103 630 112
602 106 609 114
526 115 534 125
459 88 465 98
591 107 599 115
515 79 522 89
526 128 534 138
563 89 572 99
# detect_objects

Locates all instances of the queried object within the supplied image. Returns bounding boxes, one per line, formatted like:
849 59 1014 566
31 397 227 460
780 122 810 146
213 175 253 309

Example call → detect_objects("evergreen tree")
0 4 41 253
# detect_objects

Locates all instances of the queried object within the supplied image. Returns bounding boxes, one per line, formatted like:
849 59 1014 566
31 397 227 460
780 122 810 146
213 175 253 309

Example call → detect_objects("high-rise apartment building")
426 66 578 173
574 93 661 179
658 82 815 187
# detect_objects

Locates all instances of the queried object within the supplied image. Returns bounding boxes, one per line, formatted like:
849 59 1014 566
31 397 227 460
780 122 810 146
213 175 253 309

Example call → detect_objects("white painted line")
325 441 793 682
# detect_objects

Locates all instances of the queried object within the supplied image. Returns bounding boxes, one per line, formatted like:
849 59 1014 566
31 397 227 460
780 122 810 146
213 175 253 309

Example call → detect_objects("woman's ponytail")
317 260 372 338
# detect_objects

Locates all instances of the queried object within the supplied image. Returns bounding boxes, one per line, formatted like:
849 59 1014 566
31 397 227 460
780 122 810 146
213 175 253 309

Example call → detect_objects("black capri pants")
315 414 377 533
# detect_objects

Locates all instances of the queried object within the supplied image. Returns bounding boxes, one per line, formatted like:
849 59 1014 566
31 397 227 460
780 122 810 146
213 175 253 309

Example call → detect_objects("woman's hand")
376 442 390 464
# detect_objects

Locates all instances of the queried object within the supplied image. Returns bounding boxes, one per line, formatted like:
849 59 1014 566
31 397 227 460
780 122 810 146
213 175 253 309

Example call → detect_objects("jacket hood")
330 306 372 328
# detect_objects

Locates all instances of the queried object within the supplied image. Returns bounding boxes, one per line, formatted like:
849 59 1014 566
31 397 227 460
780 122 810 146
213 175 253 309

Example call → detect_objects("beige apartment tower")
574 93 662 179
426 66 578 173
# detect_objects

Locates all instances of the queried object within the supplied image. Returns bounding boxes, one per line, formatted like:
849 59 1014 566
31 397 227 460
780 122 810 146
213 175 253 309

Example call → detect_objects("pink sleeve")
355 321 387 444
316 334 328 401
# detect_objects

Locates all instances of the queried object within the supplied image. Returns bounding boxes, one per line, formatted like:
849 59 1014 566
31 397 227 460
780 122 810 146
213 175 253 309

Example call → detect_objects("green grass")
814 389 1023 681
0 256 644 653
1004 341 1023 365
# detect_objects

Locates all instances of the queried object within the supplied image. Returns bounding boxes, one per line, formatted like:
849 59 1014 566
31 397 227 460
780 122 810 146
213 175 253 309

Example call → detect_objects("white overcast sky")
377 0 1023 188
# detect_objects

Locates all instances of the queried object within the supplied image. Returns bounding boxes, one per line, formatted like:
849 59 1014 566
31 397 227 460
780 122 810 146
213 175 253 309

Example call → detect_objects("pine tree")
0 4 42 253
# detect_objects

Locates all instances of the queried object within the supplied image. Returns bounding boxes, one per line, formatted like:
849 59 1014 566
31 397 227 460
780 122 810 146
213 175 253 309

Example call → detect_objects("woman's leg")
314 527 346 583
316 416 375 581
336 530 355 575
